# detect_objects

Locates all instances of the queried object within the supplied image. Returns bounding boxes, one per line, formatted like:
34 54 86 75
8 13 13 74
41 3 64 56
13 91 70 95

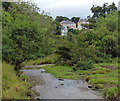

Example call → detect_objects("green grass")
38 63 118 99
94 63 118 69
2 62 32 99
22 56 119 99
22 54 58 66
103 87 118 99
37 65 81 80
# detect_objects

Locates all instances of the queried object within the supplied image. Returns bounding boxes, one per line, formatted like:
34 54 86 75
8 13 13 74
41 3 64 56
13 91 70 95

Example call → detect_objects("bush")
92 70 107 74
94 84 104 89
2 62 31 99
88 79 108 85
103 87 118 99
75 60 94 70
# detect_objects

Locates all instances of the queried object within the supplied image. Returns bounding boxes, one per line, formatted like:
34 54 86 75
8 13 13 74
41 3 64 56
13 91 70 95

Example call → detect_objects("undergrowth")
39 63 118 99
2 62 32 99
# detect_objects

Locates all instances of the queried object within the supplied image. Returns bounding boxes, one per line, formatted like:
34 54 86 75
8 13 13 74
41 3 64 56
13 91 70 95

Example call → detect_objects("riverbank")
25 63 118 99
22 66 104 99
2 62 33 99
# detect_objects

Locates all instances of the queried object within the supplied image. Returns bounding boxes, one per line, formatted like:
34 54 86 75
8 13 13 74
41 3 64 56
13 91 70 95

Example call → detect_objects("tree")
3 14 44 69
90 2 117 19
101 35 118 57
2 2 56 70
55 16 69 22
108 2 117 13
2 2 12 12
52 20 62 35
71 17 80 28
68 29 79 35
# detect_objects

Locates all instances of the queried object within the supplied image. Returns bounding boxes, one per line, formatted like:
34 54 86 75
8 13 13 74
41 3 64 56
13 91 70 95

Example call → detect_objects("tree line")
55 2 118 69
2 1 118 70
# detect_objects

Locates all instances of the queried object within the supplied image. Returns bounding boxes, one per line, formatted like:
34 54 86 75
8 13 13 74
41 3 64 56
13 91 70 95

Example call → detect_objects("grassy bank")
2 62 32 99
22 54 58 66
23 55 119 99
35 63 119 99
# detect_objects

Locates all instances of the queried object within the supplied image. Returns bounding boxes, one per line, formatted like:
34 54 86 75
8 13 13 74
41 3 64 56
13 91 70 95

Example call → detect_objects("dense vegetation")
56 11 118 67
2 1 58 99
2 2 59 70
2 62 33 99
2 1 118 69
23 62 118 99
2 1 119 100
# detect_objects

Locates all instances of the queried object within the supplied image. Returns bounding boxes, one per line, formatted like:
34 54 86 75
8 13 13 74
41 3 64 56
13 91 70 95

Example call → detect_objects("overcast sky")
32 0 119 19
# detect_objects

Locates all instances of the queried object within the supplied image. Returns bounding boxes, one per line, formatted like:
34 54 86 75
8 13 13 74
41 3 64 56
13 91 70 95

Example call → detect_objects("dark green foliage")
87 2 117 29
52 21 62 35
75 61 94 70
68 29 79 35
55 11 118 65
71 17 80 23
102 35 118 57
2 2 58 69
2 1 118 70
91 2 117 19
56 46 71 65
55 16 69 22
103 87 118 99
71 17 80 27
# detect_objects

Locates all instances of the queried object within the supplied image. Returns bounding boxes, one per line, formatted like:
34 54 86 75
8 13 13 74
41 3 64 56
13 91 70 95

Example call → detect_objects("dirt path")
21 65 104 99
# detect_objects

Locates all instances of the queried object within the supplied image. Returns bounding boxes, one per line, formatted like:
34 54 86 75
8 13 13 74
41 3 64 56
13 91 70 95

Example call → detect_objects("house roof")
79 19 89 24
60 20 75 24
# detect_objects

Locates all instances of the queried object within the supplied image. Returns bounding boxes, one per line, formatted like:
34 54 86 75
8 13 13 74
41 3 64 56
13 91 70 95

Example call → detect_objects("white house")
60 20 76 36
60 19 89 35
61 26 68 36
78 19 90 30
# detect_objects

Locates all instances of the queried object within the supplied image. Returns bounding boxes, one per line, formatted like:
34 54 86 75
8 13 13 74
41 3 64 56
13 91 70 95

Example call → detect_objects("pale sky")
31 0 119 19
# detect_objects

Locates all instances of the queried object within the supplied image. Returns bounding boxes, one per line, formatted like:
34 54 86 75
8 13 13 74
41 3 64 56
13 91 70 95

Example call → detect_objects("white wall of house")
61 26 68 36
60 20 89 36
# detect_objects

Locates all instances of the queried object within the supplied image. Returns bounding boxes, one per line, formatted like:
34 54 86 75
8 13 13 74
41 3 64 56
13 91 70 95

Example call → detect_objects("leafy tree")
90 2 117 19
68 29 79 35
108 2 117 13
52 20 62 35
2 2 57 69
3 14 46 69
101 35 118 57
71 17 80 28
55 16 69 22
2 2 12 12
91 5 103 19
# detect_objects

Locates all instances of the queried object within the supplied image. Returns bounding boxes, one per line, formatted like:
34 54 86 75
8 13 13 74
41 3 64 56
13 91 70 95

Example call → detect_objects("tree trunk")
14 61 22 70
14 59 26 70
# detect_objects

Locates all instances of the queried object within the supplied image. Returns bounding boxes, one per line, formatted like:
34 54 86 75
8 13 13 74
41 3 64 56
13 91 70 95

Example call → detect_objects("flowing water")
21 65 104 99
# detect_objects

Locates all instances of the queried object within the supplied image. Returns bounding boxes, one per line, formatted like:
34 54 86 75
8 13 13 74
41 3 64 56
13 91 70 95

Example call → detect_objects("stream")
21 64 104 99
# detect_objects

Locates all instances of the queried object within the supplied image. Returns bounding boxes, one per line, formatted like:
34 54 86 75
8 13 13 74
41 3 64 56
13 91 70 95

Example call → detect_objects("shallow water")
21 65 104 99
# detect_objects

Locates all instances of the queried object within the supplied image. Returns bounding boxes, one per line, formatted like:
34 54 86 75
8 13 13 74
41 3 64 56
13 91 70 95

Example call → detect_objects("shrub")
92 70 107 74
103 87 118 99
76 60 94 70
88 79 108 84
94 84 104 89
2 62 31 99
